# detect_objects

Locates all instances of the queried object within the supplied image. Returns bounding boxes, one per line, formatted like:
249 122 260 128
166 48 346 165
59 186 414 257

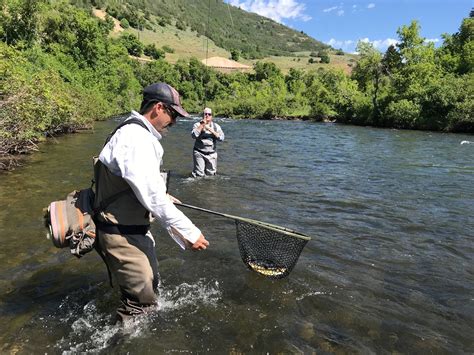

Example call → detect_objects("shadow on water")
0 117 473 353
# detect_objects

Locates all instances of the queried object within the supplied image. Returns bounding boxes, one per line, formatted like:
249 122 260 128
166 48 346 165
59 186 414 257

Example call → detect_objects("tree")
285 68 308 110
306 75 335 119
120 18 130 29
101 14 115 34
457 17 474 73
120 33 143 56
144 44 164 60
176 21 186 31
39 3 109 67
1 0 41 46
393 21 439 94
387 21 448 129
382 44 402 75
230 49 240 61
253 61 282 81
135 60 179 89
319 51 330 63
396 21 427 64
352 41 384 122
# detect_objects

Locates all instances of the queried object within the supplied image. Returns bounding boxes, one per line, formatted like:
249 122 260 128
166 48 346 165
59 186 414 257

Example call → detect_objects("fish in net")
235 220 309 279
176 202 311 279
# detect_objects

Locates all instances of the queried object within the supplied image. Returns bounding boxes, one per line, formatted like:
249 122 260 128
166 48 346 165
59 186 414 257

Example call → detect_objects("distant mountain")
73 0 331 58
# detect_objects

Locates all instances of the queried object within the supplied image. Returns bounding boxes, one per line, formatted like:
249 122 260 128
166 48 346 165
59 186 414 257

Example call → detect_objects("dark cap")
142 82 189 117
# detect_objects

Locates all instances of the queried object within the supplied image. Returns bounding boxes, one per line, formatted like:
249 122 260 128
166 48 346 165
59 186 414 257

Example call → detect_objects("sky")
225 0 472 53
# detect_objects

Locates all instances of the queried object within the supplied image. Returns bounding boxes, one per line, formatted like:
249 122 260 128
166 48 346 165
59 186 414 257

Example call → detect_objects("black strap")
211 122 217 151
96 222 150 235
104 117 150 146
165 170 171 193
96 117 151 211
193 148 216 155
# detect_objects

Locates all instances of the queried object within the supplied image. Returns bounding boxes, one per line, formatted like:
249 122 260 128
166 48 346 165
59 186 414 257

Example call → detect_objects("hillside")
81 1 355 73
74 0 331 59
116 22 356 74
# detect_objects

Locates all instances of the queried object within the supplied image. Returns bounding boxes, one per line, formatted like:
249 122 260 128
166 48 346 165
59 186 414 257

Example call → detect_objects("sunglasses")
164 105 179 121
204 113 212 116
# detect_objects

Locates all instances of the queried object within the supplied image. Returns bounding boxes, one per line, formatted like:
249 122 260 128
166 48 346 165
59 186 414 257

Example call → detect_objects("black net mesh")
235 220 309 279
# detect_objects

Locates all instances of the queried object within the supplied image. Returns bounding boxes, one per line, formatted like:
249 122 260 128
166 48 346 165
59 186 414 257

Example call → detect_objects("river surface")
0 116 472 354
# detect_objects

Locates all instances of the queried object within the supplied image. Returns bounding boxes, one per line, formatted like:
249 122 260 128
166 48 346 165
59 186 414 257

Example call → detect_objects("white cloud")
323 6 339 13
326 38 355 51
367 3 375 9
323 5 345 16
327 37 399 52
359 37 399 51
227 0 311 23
425 38 440 44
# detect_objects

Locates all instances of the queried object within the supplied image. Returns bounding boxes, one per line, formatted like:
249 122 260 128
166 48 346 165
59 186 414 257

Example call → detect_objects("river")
0 116 472 353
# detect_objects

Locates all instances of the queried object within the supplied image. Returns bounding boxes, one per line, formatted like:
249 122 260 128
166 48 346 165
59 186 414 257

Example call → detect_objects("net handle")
175 202 311 241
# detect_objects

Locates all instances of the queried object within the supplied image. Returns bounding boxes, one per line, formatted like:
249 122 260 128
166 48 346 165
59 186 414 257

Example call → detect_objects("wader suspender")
211 122 217 152
94 118 150 288
94 117 150 214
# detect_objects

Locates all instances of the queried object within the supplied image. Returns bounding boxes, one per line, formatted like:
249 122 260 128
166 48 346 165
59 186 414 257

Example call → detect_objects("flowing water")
0 116 472 354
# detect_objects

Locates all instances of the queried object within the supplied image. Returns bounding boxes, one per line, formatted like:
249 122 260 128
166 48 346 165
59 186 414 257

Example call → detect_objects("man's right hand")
192 233 209 250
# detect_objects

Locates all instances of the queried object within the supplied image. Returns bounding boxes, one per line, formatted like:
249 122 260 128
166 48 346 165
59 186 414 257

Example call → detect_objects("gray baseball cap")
142 82 189 117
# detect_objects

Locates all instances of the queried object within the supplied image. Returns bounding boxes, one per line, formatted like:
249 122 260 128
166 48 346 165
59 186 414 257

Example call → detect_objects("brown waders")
97 229 159 323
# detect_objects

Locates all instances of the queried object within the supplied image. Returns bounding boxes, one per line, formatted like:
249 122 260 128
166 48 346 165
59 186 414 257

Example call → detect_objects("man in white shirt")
95 82 209 323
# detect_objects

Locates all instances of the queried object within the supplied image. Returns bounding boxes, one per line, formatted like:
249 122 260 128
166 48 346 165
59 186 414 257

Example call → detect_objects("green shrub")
446 73 474 132
385 99 421 129
0 46 91 154
447 99 474 132
120 18 130 29
144 44 165 60
175 21 186 31
119 33 143 56
320 52 330 64
162 45 175 53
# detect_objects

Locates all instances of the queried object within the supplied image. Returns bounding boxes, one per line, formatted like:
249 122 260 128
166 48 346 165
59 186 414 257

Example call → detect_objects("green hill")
113 18 356 74
73 0 331 59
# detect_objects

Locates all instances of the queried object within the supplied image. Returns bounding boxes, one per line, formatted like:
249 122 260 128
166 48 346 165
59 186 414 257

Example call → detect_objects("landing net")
235 220 309 279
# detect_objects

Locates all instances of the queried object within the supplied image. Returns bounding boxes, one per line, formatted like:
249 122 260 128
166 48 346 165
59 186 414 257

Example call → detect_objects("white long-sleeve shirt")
99 111 201 246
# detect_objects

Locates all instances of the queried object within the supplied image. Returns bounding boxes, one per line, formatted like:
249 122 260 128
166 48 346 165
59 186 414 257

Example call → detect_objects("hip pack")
45 188 96 257
43 117 168 257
